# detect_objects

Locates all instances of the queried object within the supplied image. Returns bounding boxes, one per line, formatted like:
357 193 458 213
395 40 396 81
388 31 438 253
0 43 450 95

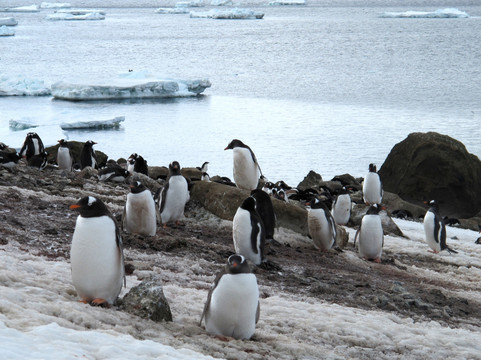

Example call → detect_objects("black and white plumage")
19 132 44 160
199 254 260 340
475 225 481 244
69 196 125 306
27 151 48 169
331 187 351 226
80 140 98 170
423 200 457 254
354 204 384 262
196 161 209 173
250 189 276 241
306 197 337 252
158 161 190 227
233 196 266 265
224 139 262 191
98 164 130 183
127 153 149 176
122 181 156 236
362 163 383 205
0 149 21 168
56 139 73 171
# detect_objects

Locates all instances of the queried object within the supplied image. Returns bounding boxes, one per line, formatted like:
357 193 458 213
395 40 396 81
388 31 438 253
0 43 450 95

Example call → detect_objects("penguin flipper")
199 270 225 327
159 184 169 215
354 227 360 247
255 301 260 324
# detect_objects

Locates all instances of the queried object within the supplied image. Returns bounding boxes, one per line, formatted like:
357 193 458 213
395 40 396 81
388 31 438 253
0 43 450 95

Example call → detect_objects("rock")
319 180 342 194
181 167 202 181
297 170 323 192
382 191 427 220
330 174 362 191
379 132 481 218
148 166 169 180
351 203 404 237
130 172 162 193
76 166 98 179
120 275 173 322
45 141 108 168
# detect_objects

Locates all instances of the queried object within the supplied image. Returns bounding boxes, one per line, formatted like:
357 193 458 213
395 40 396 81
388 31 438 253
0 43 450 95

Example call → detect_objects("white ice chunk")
46 12 105 20
0 74 50 95
0 25 15 36
380 8 469 18
40 2 71 9
190 8 264 19
268 0 305 5
211 0 233 5
176 0 205 7
3 5 40 12
54 9 106 15
0 17 18 26
9 119 39 131
155 7 189 14
60 116 125 130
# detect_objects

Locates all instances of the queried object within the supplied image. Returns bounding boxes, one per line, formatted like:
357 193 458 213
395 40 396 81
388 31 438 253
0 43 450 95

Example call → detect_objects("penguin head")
305 196 328 210
224 139 246 150
426 199 440 212
0 142 9 150
227 254 251 274
27 132 38 138
368 163 377 172
70 196 111 218
169 161 181 175
366 203 384 215
58 139 69 147
130 181 146 193
240 196 256 212
84 140 97 148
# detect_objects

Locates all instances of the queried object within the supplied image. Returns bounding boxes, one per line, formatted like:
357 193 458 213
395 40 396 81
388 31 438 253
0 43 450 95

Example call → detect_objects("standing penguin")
250 189 276 242
123 181 156 236
199 254 260 340
57 139 73 171
233 196 266 265
306 197 337 252
127 153 136 173
69 196 125 306
354 204 384 263
19 132 45 160
331 187 351 226
362 163 383 205
224 139 262 191
423 200 457 254
80 140 98 169
158 161 190 227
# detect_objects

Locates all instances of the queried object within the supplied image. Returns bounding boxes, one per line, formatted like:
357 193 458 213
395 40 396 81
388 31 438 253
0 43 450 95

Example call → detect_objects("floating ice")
269 0 305 5
190 8 264 19
0 75 50 96
60 116 125 130
54 9 106 15
40 2 71 9
0 25 14 36
380 8 469 18
155 7 189 14
176 0 205 7
0 17 17 26
9 119 39 131
46 12 105 20
2 5 40 12
211 0 233 5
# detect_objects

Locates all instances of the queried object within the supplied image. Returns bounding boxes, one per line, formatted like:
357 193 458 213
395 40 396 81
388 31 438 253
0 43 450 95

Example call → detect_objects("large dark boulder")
379 132 481 218
45 141 108 168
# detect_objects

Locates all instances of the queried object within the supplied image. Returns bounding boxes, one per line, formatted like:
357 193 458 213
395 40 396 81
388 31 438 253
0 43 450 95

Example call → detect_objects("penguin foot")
213 335 232 342
89 298 110 308
428 250 439 254
373 257 382 263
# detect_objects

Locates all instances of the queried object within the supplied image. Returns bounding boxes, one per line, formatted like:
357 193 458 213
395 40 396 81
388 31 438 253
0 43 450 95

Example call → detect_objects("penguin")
272 186 289 203
306 197 337 252
199 254 260 340
69 196 125 306
250 189 276 241
122 181 156 236
475 225 481 244
27 151 48 169
196 161 209 173
0 142 8 151
362 163 383 205
0 149 21 168
98 164 130 183
331 187 351 226
354 204 384 262
423 200 457 254
80 140 98 169
233 197 266 265
19 132 44 160
201 172 211 182
224 139 262 191
158 161 190 227
127 153 136 173
56 139 73 171
133 154 149 176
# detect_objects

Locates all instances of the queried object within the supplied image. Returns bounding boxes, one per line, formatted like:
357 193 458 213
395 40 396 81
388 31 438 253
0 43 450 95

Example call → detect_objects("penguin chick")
122 181 156 236
159 161 190 227
354 204 384 263
80 140 98 170
306 197 337 252
362 163 383 205
331 187 351 225
423 200 457 254
57 139 73 171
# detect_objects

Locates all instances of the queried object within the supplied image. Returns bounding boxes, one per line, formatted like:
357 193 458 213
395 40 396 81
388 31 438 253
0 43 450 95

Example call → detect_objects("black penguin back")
250 189 276 240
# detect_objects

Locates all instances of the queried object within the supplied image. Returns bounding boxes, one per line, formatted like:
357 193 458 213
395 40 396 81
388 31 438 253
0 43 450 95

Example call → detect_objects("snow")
60 116 125 130
190 8 264 19
2 4 39 12
40 2 71 9
0 17 17 26
380 8 469 18
268 0 306 5
0 75 50 96
155 7 189 14
45 11 105 20
0 25 15 36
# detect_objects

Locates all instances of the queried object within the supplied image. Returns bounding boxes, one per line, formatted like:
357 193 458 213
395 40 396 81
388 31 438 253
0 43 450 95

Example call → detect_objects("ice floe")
190 8 264 19
1 5 40 12
176 0 205 7
269 0 306 5
60 116 125 130
0 75 50 96
0 25 15 36
46 11 105 20
380 8 469 18
210 0 233 5
54 9 106 15
8 119 39 131
0 17 17 26
155 7 189 14
40 2 71 9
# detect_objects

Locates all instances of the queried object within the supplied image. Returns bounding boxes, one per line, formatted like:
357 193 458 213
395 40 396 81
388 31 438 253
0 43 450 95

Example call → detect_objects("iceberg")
0 75 50 96
380 8 469 18
190 8 264 19
0 25 14 36
176 0 205 7
9 119 39 131
268 0 305 5
40 2 71 9
60 116 125 130
2 5 40 12
154 7 189 14
46 12 105 20
0 17 17 26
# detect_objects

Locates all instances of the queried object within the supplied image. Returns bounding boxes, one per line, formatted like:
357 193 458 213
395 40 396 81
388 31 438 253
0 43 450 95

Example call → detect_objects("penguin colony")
2 133 464 340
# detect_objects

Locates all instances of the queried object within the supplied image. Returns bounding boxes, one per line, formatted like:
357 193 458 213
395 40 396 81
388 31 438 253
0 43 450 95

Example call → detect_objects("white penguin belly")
358 215 383 260
363 173 382 205
70 216 123 304
233 208 262 265
57 147 71 170
332 194 351 225
423 212 440 252
205 273 259 340
125 191 156 236
308 208 334 251
160 176 190 223
32 138 41 156
233 148 259 190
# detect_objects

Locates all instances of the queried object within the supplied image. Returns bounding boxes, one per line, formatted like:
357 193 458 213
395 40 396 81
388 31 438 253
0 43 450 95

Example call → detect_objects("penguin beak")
224 146 229 150
69 204 81 210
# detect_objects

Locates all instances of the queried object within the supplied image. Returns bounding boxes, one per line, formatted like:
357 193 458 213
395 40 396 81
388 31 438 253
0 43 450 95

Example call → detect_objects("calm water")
1 2 481 185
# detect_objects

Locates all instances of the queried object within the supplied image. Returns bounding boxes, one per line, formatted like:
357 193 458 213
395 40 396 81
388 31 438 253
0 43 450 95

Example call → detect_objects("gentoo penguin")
199 254 260 340
19 132 44 160
196 161 209 173
127 153 149 176
423 200 457 254
232 197 266 265
27 151 48 169
201 172 211 182
98 164 130 183
56 139 73 171
0 149 21 168
475 225 481 244
224 139 262 191
69 196 125 306
250 189 276 242
306 197 337 252
122 181 156 236
331 187 351 225
158 161 190 227
80 140 98 169
127 153 136 173
354 204 384 262
362 163 383 205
